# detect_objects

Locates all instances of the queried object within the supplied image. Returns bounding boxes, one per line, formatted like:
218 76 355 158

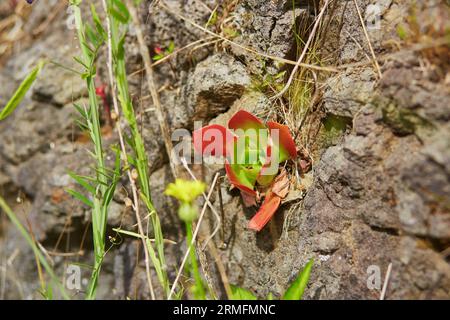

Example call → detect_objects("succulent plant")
193 110 297 231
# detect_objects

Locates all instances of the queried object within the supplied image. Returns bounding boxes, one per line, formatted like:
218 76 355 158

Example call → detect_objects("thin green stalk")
185 222 206 300
73 3 109 299
106 0 170 297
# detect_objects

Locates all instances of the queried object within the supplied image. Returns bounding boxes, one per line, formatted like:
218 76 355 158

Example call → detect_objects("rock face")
297 0 450 299
183 53 251 123
0 0 449 300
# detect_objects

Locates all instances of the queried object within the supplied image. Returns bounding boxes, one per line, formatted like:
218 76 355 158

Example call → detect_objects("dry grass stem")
127 0 179 179
352 0 382 79
271 0 332 100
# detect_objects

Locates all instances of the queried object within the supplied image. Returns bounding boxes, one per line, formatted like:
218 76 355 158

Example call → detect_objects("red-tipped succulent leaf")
267 121 297 162
256 144 277 186
248 192 281 231
193 124 236 158
224 161 257 196
248 170 289 231
228 110 265 131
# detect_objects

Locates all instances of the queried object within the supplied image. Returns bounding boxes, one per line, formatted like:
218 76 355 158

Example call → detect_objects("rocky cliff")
0 0 449 299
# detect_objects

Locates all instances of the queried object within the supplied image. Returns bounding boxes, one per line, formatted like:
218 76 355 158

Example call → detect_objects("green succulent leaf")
229 163 261 191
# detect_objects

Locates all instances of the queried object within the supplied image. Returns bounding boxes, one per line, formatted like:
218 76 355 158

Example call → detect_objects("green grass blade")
0 197 69 300
0 60 45 121
110 0 130 23
230 285 257 300
283 258 314 300
90 4 107 40
73 2 112 300
66 188 94 208
185 222 206 300
73 56 89 70
68 171 96 194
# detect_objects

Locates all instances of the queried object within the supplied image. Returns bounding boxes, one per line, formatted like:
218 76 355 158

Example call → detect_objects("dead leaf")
271 169 290 199
299 159 311 173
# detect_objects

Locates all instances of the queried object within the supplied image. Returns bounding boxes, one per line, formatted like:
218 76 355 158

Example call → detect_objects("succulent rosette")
193 110 297 231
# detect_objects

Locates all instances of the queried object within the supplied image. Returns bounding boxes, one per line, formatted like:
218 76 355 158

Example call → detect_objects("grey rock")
399 124 450 240
381 67 450 123
312 232 341 254
323 68 377 118
232 1 310 73
0 102 74 164
183 53 251 124
397 189 428 236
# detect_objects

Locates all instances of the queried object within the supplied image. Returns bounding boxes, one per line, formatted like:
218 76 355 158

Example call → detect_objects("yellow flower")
164 179 206 204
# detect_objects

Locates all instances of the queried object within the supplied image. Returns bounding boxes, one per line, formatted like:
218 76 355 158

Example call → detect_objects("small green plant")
165 179 207 300
71 1 123 299
193 110 297 232
230 258 314 300
251 60 287 94
230 286 257 300
152 41 175 61
205 8 218 29
106 0 171 297
396 24 408 40
222 27 240 39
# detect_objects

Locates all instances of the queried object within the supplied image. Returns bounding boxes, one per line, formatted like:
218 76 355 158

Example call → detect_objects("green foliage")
71 2 119 300
397 24 408 40
0 197 69 299
222 27 240 39
381 101 432 136
153 41 175 61
283 258 314 300
319 114 351 148
65 188 94 208
230 258 314 300
205 8 218 28
0 60 45 121
106 0 173 298
230 285 257 300
39 283 54 300
186 222 206 300
165 178 207 299
252 66 287 93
